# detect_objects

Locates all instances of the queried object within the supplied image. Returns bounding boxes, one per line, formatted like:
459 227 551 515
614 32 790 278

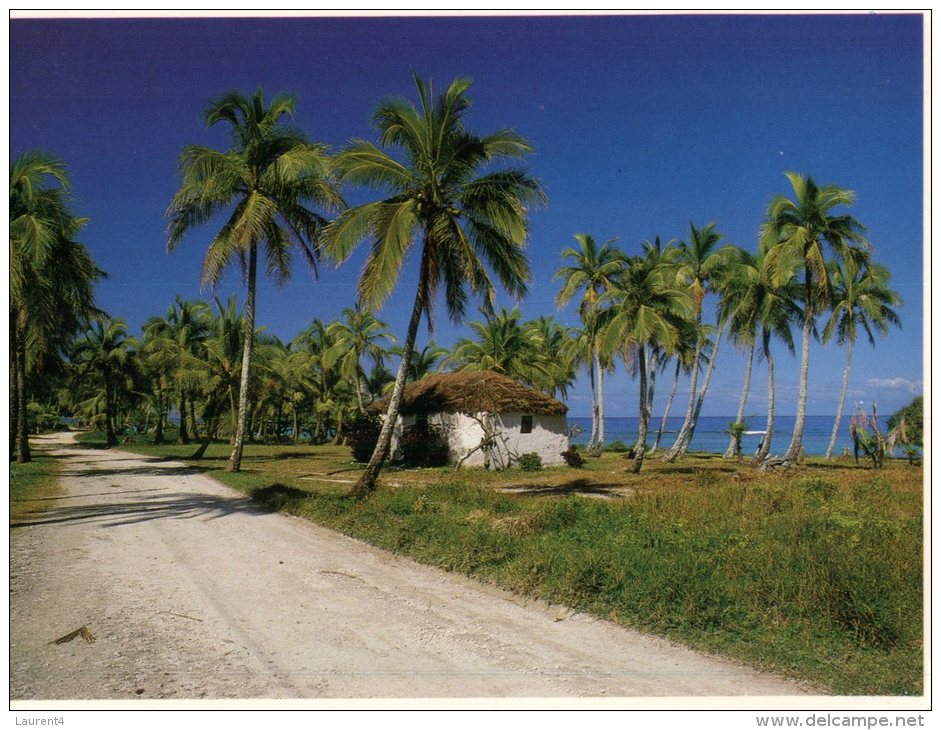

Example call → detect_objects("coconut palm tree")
71 317 135 447
650 319 699 454
10 152 103 461
322 74 544 496
737 242 803 464
822 258 901 458
719 249 762 458
166 87 341 472
662 222 734 461
447 307 534 375
600 254 692 473
389 340 448 384
761 172 869 462
554 234 623 452
325 305 396 413
144 296 212 444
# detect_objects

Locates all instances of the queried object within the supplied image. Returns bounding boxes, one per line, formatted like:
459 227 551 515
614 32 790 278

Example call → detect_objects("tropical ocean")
568 415 890 457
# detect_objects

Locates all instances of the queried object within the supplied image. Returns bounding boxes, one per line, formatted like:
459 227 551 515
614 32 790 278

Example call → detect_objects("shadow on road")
10 490 266 530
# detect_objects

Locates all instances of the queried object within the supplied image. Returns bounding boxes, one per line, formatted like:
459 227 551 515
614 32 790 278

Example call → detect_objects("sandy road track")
10 432 807 700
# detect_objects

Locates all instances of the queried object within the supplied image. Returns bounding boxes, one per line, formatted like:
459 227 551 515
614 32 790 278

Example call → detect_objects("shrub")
561 447 585 468
605 439 629 453
347 412 382 463
397 422 449 467
517 452 543 471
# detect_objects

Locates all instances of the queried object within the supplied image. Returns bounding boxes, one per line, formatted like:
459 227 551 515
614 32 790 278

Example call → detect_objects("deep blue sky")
10 13 925 418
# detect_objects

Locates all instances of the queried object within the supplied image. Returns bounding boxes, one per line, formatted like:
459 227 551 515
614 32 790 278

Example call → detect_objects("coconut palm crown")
761 171 869 462
166 87 342 472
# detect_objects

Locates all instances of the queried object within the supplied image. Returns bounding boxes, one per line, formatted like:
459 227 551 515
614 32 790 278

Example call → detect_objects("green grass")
76 431 925 695
10 451 62 523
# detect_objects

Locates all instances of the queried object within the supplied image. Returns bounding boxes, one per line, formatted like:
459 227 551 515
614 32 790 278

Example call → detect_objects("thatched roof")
370 371 568 416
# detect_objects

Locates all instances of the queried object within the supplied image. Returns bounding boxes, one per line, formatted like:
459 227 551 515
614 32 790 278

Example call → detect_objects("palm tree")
166 88 341 472
600 254 692 472
322 74 544 496
662 222 733 461
650 318 699 454
739 242 803 464
719 249 761 458
523 315 577 398
144 296 212 444
325 305 396 413
71 317 135 447
389 340 448 383
822 259 901 458
554 234 623 452
10 151 103 462
761 172 869 462
447 307 533 374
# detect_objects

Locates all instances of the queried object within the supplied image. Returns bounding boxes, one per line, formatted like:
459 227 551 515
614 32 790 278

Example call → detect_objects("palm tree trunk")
785 280 814 463
826 338 854 458
596 351 606 451
11 312 20 461
189 399 200 441
228 387 237 445
227 241 257 473
636 346 658 452
331 409 344 446
662 325 702 462
683 319 726 453
354 254 428 496
154 388 165 445
630 347 649 474
355 371 366 414
587 354 598 451
104 374 118 447
192 398 220 460
754 330 775 464
651 359 681 454
724 341 755 458
15 316 31 463
178 388 190 444
292 409 299 445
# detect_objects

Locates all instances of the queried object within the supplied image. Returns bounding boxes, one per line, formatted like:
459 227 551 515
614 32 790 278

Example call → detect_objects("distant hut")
370 371 569 469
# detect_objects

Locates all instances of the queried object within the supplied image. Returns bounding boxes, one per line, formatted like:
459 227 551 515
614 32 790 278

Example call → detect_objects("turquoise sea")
568 415 891 457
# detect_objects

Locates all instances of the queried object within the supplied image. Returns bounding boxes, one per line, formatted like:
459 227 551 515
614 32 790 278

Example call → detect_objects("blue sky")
10 12 925 418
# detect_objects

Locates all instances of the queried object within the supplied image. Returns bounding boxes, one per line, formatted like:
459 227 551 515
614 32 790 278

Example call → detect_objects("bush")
397 422 449 467
561 446 585 468
347 412 382 463
605 439 629 453
517 452 543 471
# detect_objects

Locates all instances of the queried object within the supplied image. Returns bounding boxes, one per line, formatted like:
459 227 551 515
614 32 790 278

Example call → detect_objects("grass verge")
76 431 924 695
10 450 62 524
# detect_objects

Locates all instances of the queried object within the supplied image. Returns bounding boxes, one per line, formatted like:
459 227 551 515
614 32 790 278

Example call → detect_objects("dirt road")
10 432 807 700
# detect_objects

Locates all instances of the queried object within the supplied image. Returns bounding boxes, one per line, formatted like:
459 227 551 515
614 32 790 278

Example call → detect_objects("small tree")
725 419 751 461
849 402 886 469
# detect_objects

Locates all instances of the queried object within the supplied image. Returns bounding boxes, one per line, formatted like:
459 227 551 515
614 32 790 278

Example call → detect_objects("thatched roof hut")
370 371 568 416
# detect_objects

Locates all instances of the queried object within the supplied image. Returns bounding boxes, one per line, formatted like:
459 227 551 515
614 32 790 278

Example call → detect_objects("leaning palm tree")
747 243 802 463
599 254 692 473
554 234 623 452
762 172 869 462
822 258 901 458
719 249 761 458
322 74 544 496
166 87 342 472
662 222 733 461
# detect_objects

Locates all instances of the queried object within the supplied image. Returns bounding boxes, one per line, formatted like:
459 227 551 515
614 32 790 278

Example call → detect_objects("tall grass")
246 473 922 695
